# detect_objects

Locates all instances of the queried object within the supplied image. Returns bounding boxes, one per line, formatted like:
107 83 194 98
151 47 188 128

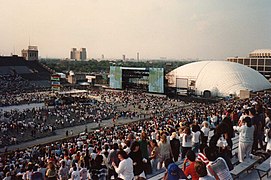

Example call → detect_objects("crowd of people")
0 89 271 179
0 74 39 97
0 74 52 107
0 90 185 147
0 92 49 107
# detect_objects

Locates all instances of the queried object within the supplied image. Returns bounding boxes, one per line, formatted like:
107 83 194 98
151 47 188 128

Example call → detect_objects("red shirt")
184 161 199 180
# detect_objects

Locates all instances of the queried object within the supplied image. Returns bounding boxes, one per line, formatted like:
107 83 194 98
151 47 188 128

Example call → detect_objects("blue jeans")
150 158 159 172
192 142 200 153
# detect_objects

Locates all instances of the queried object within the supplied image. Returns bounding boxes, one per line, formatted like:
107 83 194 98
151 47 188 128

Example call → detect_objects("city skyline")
0 0 270 60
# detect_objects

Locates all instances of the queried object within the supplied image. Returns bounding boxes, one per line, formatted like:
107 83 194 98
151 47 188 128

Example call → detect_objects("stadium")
0 57 270 180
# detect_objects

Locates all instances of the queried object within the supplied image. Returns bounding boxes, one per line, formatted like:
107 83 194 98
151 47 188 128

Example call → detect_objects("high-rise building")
123 54 126 61
70 48 77 59
80 48 87 60
21 46 38 60
70 48 87 60
227 49 271 78
137 52 139 61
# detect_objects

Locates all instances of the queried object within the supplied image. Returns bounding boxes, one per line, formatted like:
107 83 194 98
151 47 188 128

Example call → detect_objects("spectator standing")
139 131 151 174
107 143 120 179
170 132 181 162
45 162 57 180
129 141 146 179
31 165 43 180
112 150 134 180
58 161 69 180
71 166 80 180
191 124 201 154
234 117 254 162
201 121 210 145
91 155 107 180
158 134 172 168
149 139 159 173
180 127 192 159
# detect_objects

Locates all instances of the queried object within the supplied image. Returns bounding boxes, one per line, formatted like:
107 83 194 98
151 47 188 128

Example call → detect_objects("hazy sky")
0 0 270 60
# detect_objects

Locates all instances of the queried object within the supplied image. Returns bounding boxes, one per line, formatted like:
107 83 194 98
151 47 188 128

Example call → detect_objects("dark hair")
204 146 217 161
95 155 103 165
130 141 140 152
61 161 66 167
125 140 131 148
195 161 207 177
165 158 174 169
249 108 256 116
244 117 252 127
184 127 191 136
216 122 228 135
186 150 196 162
33 165 38 172
151 139 158 147
255 103 263 114
191 124 200 132
113 143 119 150
117 150 128 159
244 109 249 115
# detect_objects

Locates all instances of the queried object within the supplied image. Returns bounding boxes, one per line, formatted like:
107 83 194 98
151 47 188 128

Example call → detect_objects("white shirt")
235 125 254 143
192 131 201 143
114 157 134 180
180 133 192 147
71 170 80 180
201 127 210 137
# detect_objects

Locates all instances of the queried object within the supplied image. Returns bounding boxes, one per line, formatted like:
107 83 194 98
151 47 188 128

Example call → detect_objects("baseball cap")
168 163 187 180
168 163 180 180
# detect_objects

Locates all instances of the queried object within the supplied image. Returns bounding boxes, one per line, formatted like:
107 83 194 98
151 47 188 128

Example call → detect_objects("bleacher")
0 56 52 88
147 133 270 180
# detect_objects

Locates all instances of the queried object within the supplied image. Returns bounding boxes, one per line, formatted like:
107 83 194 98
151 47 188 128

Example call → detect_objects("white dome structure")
249 49 271 58
166 61 271 97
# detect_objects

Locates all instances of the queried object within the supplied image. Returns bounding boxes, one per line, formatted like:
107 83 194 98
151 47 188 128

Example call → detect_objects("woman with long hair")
129 141 146 179
158 134 172 169
149 139 159 173
112 150 134 180
180 127 192 159
45 162 57 180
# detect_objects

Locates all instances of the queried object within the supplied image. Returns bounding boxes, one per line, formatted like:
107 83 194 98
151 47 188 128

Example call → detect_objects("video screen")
109 66 122 89
148 68 164 93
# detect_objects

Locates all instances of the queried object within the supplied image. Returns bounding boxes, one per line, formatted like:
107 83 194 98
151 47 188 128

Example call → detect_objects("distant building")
21 46 38 60
70 48 77 59
80 48 87 60
137 52 139 61
123 54 126 61
67 71 86 84
70 48 87 60
227 49 271 78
